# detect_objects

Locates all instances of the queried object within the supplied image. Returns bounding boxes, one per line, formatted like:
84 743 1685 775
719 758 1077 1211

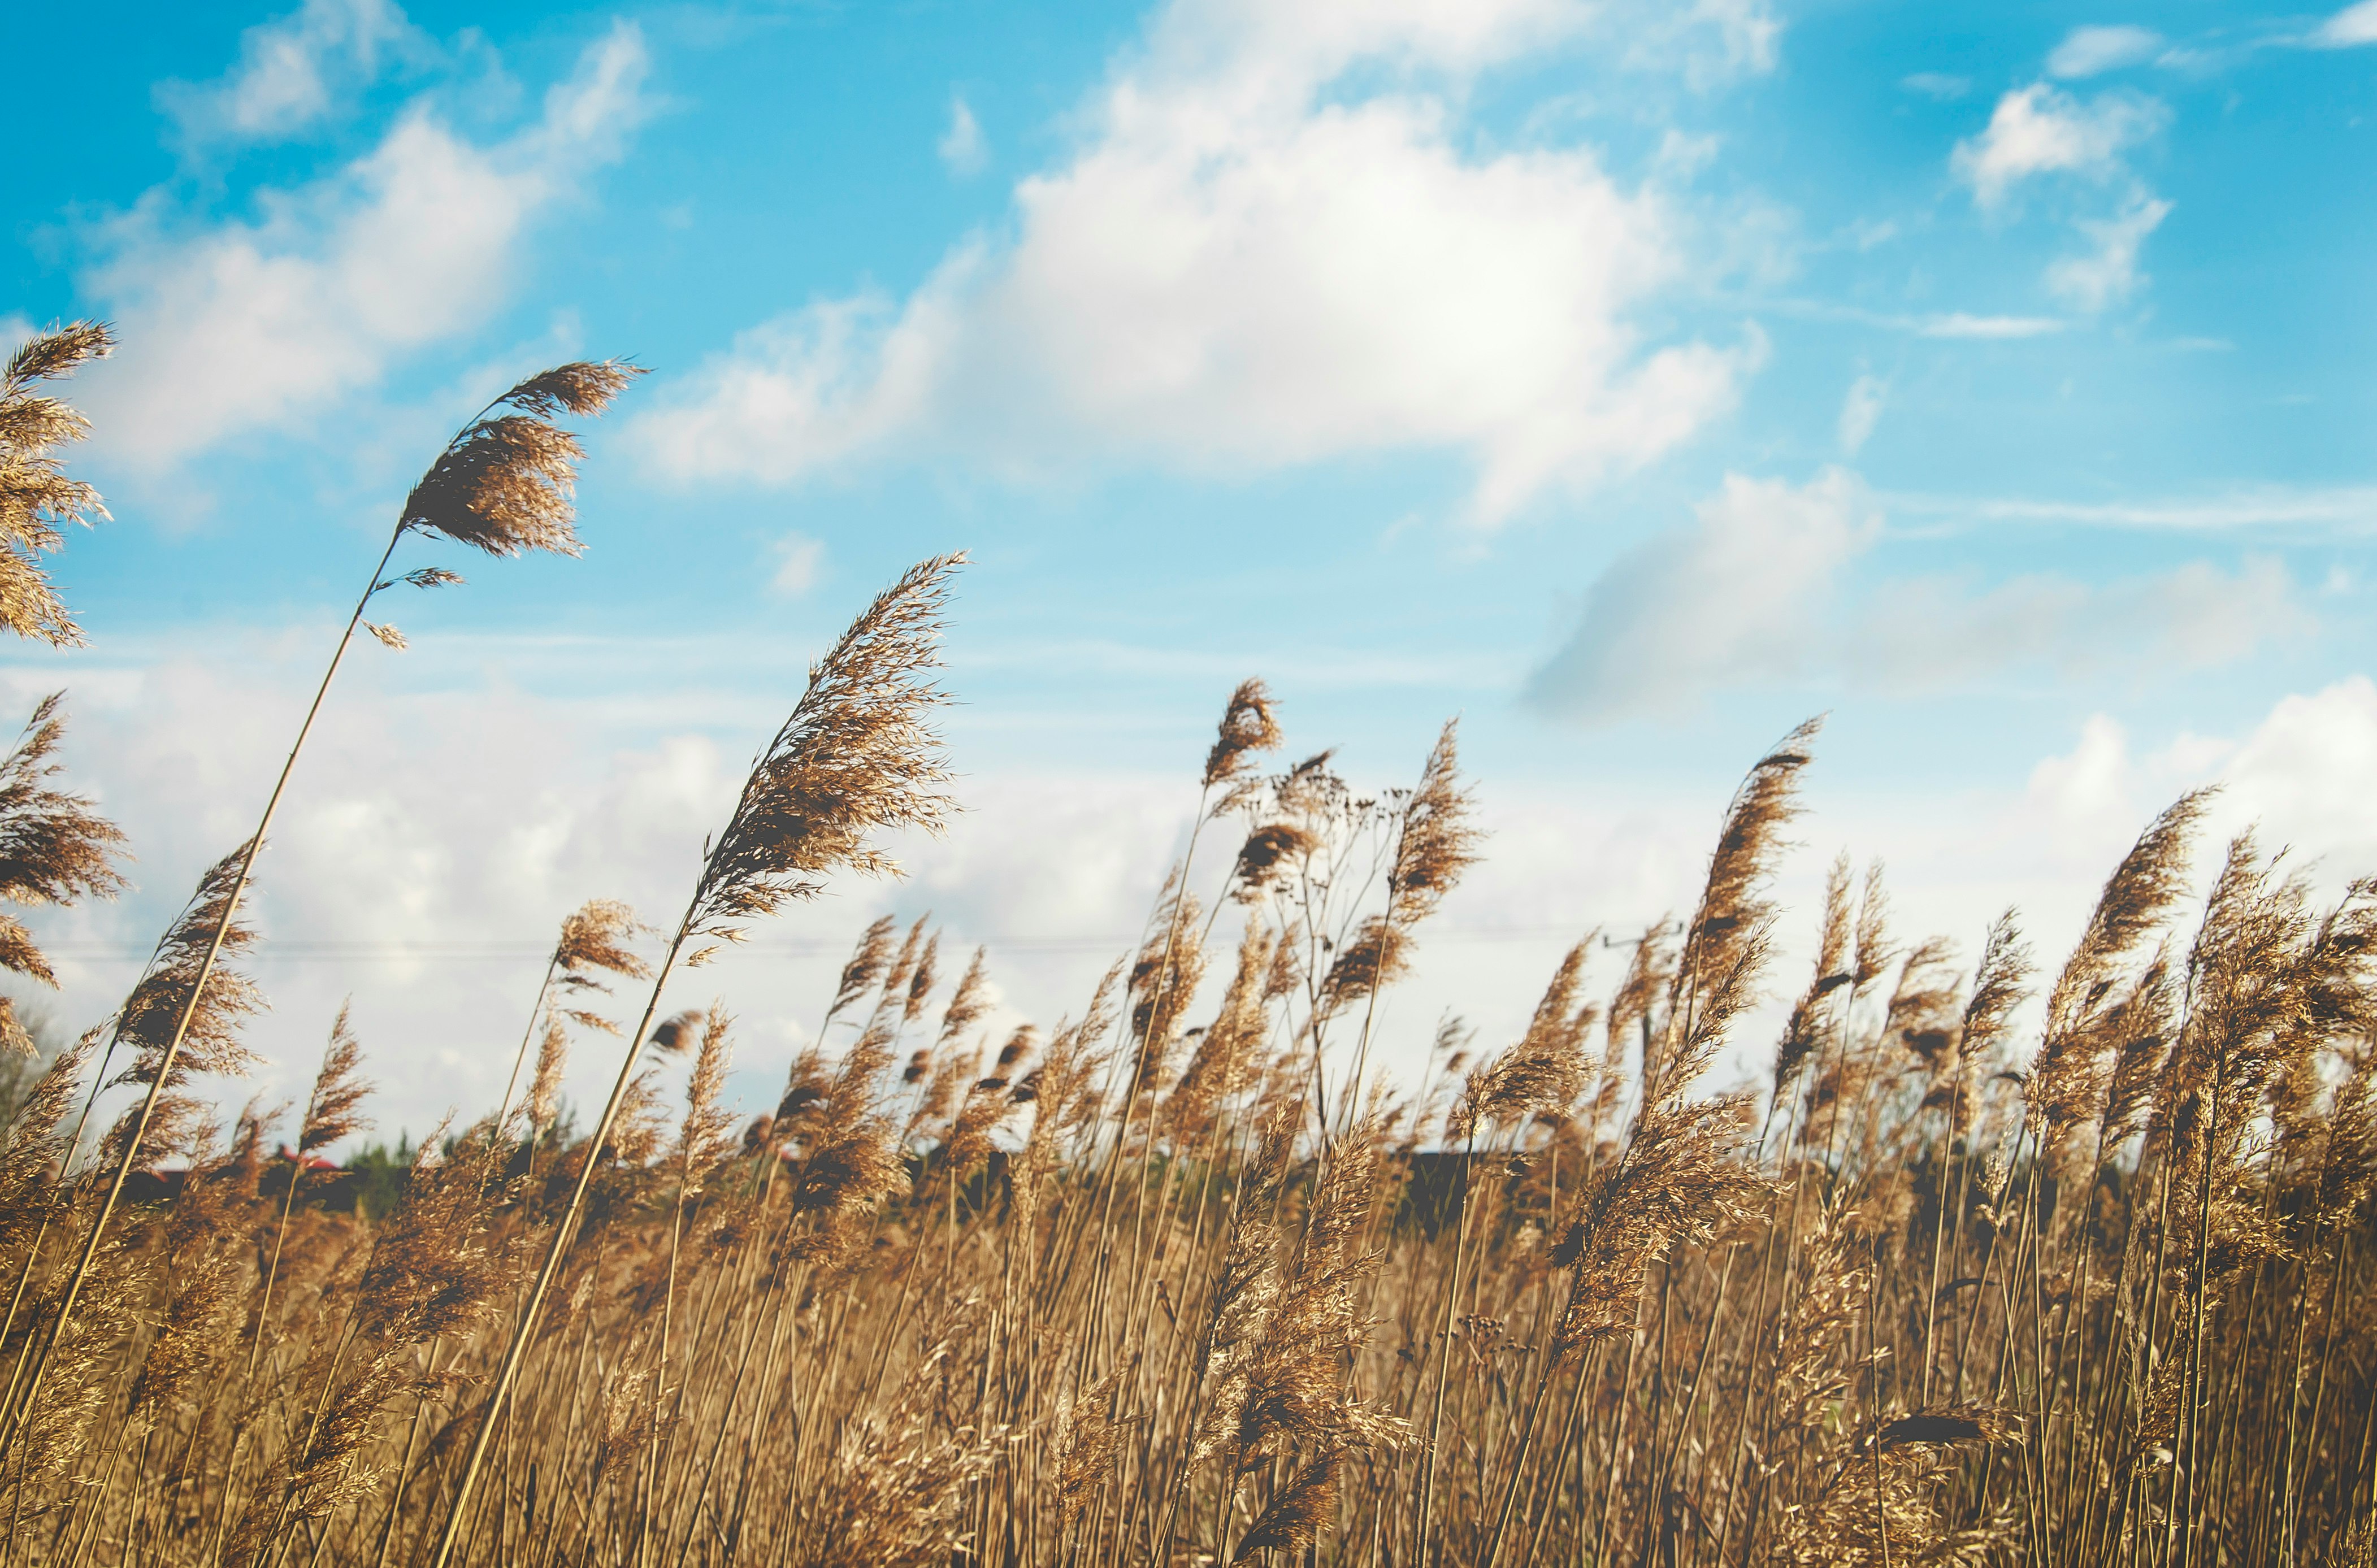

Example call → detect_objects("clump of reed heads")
427 554 962 1566
6 648 2377 1568
0 320 113 646
0 693 129 1055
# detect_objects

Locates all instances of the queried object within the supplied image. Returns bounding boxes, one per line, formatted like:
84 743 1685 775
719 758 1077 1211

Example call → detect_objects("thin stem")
0 523 406 1461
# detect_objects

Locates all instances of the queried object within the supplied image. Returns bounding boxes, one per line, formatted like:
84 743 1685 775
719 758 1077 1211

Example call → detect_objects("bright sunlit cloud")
631 0 1768 525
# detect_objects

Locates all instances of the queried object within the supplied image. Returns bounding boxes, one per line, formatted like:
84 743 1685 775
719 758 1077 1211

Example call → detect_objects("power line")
37 924 1599 965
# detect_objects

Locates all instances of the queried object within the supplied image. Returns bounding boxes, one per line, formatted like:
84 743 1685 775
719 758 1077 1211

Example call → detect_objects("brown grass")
0 341 2372 1566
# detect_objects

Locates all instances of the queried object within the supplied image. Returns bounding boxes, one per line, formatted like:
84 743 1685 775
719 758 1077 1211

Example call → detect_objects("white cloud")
770 533 825 597
1837 373 1885 454
1528 470 2304 723
79 24 652 468
938 95 988 175
1898 484 2377 532
1950 82 2173 312
2317 1 2377 46
1680 0 1781 80
634 0 1764 526
1951 84 2167 210
2216 679 2377 863
2046 25 2166 79
1918 312 2066 339
1850 556 2299 689
1990 679 2377 901
1901 72 1971 101
2046 193 2172 310
159 0 429 146
1528 469 1879 721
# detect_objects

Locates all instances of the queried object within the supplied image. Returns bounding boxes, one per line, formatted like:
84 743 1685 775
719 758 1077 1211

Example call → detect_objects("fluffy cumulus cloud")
634 0 1768 525
1527 470 2302 723
78 22 652 469
1989 680 2377 902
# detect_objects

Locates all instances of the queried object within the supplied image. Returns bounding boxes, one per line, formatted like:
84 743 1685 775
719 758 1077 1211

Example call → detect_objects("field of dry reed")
0 321 2372 1566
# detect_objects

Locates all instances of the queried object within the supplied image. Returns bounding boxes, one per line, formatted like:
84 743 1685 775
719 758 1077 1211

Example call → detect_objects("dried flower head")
1317 916 1408 1019
2030 790 2209 1153
1386 718 1482 929
686 556 961 953
112 841 268 1096
1231 820 1317 902
1654 718 1820 1102
554 897 651 989
936 945 991 1045
1464 939 1599 1133
298 1002 375 1156
1167 921 1277 1141
674 1004 739 1181
0 321 114 646
829 916 899 1030
903 931 942 1024
1204 677 1283 801
397 360 644 558
645 1008 704 1056
0 693 129 1051
528 1015 568 1133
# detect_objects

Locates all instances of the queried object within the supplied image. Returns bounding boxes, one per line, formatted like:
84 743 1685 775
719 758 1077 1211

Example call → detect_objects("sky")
6 0 2377 1146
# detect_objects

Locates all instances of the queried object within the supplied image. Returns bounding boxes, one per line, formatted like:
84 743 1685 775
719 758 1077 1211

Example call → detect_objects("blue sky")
7 0 2377 1139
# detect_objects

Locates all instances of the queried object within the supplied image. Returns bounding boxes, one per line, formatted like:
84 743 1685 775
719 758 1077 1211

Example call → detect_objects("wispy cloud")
1950 80 2173 317
1527 470 2303 723
2046 193 2172 309
1836 372 1885 454
769 533 825 597
1918 311 2066 339
2046 25 2167 79
1891 484 2377 534
1900 72 1970 101
938 94 987 175
157 0 430 149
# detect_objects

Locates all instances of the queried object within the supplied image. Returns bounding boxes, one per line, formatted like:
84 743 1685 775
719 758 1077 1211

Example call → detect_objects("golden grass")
0 329 2371 1566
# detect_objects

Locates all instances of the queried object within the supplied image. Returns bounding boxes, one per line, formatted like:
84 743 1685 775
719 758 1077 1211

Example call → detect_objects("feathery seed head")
299 1002 374 1155
113 842 267 1095
0 694 129 1031
938 945 991 1045
528 1015 567 1133
554 897 650 984
829 915 899 1027
687 555 960 946
1386 718 1482 930
397 360 644 558
1203 678 1283 798
0 321 115 646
